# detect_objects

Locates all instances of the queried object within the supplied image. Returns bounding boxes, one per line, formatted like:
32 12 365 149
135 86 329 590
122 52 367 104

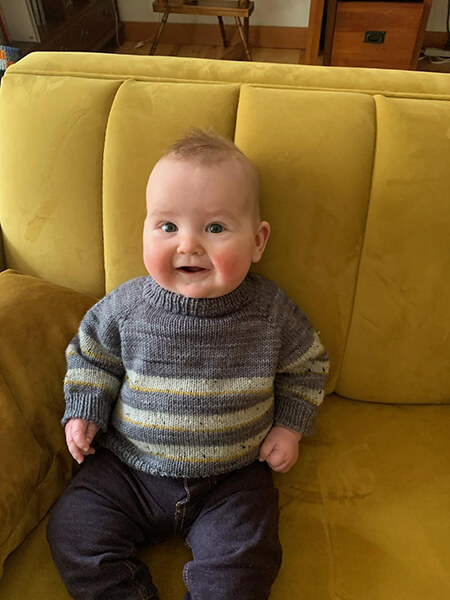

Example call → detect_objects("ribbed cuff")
275 398 318 436
61 395 111 432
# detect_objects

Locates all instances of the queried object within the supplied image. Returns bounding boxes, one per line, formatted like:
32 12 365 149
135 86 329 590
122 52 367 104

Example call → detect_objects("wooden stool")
151 0 254 60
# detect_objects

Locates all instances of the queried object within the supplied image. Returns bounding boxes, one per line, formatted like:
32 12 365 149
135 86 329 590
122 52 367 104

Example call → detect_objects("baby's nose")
176 235 204 256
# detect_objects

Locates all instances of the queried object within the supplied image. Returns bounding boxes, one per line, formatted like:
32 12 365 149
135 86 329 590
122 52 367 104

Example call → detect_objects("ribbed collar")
143 274 255 317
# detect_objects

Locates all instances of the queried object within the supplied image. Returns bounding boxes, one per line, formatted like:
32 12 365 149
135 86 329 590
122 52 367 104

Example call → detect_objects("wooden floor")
116 41 306 64
116 41 450 72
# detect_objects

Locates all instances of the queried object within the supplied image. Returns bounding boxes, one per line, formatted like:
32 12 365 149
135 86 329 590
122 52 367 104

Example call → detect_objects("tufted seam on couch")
335 94 378 390
99 78 131 298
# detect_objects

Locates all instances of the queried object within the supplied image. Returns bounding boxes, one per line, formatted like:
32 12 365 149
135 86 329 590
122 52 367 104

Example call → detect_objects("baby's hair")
163 128 261 220
165 128 247 165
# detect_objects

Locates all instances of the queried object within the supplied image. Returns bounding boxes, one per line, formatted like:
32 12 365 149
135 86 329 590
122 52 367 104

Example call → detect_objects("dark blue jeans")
47 448 281 600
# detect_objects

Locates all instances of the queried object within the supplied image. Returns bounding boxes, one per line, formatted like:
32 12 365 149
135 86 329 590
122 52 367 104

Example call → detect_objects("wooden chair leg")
244 17 250 44
234 17 252 60
218 16 229 47
149 11 169 55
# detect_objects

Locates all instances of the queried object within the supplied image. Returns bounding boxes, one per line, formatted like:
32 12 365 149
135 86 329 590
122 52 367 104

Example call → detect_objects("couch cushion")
0 74 122 297
1 394 449 599
102 79 240 292
338 96 450 404
0 270 96 576
234 84 376 394
272 394 450 600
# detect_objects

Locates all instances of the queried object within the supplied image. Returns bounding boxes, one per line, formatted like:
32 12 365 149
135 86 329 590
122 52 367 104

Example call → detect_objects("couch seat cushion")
272 394 450 600
1 394 448 599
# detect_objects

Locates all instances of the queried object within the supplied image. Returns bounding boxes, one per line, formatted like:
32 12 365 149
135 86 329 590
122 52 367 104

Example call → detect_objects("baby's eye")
207 223 224 234
161 222 178 233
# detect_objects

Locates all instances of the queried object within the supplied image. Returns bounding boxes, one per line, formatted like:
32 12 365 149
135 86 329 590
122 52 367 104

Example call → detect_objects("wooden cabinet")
323 0 433 69
12 0 121 54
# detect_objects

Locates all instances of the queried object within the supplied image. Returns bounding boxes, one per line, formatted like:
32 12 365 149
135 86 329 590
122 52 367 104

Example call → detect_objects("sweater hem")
100 434 261 479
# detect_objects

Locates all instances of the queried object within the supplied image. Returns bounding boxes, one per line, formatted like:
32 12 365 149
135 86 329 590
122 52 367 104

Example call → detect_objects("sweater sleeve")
62 292 125 431
274 302 329 436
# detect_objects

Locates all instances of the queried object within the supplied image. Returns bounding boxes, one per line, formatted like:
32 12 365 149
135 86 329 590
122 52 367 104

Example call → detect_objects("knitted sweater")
62 273 329 478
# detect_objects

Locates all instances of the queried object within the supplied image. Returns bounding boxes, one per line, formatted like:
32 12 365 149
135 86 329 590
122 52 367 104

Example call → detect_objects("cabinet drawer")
331 1 425 69
46 0 116 51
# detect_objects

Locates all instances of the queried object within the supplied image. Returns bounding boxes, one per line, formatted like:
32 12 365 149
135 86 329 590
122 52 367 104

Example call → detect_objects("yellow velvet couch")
0 51 449 600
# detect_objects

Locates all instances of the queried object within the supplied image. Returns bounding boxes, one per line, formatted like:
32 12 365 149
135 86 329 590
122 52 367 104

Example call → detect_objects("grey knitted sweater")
63 273 328 478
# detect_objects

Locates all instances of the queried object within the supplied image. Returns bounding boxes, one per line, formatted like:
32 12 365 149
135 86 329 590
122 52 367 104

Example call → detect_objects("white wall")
426 0 449 32
117 0 448 32
117 0 311 27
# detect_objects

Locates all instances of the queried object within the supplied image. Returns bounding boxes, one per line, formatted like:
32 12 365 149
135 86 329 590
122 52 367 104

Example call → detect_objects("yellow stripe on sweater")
114 394 273 433
125 371 273 397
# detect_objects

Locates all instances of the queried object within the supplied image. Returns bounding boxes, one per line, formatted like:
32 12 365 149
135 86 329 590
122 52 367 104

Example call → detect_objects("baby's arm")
264 299 329 473
62 291 126 461
259 425 302 473
65 418 100 464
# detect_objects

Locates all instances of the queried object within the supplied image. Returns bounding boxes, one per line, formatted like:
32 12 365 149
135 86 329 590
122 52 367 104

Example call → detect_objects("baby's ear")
252 221 271 263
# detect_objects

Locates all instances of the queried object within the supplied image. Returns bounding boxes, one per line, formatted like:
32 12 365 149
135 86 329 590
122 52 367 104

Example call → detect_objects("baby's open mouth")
177 266 207 273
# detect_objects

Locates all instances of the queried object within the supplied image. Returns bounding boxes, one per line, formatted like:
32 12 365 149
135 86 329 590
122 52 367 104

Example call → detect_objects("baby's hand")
259 425 302 473
65 418 100 465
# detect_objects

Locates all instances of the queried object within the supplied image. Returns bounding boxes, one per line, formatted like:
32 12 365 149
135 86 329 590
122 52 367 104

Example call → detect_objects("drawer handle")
80 29 90 37
364 31 386 44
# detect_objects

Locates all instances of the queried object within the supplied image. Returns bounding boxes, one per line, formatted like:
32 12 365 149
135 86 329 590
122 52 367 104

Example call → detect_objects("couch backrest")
0 52 449 405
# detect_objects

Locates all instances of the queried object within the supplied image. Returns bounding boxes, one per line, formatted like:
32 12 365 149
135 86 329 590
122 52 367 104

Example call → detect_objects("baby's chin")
172 284 235 299
180 276 248 299
165 281 242 299
147 269 247 299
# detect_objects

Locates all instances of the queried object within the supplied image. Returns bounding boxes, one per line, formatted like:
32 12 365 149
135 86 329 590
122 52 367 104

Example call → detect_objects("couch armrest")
0 270 96 576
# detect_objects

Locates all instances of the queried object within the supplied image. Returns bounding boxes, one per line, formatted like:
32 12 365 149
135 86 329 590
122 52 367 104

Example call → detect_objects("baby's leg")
182 461 282 600
47 448 177 600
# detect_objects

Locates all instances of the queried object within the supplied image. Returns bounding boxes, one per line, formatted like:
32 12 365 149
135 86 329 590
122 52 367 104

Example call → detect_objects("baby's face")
143 157 270 298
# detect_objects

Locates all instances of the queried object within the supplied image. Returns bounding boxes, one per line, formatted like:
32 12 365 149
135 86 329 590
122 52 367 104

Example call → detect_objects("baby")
47 130 329 600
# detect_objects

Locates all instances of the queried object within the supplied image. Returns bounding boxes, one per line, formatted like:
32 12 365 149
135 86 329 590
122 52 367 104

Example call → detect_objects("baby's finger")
71 425 91 453
85 422 99 446
258 440 273 462
66 437 85 465
69 422 98 457
267 449 285 468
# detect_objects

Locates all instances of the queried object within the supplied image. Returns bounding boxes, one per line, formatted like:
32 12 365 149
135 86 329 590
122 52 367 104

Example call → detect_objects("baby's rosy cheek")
214 255 242 280
144 246 169 278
